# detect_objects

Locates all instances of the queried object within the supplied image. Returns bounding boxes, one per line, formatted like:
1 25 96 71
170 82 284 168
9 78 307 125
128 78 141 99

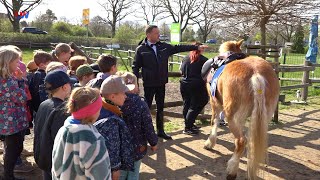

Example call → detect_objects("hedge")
0 32 114 47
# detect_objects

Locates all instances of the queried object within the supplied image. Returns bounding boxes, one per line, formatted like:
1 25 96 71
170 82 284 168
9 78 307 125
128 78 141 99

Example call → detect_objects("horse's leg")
204 112 219 150
204 83 222 150
226 118 246 180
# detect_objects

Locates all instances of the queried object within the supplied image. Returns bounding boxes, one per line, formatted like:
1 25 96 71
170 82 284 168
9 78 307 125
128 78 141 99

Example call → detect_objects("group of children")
0 43 158 180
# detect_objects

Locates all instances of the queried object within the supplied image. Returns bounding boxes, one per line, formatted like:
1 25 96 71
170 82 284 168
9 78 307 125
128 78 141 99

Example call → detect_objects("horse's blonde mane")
219 39 244 54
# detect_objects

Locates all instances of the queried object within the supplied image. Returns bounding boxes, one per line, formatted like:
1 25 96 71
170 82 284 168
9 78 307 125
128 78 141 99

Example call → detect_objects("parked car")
159 35 169 41
21 27 48 34
206 39 217 44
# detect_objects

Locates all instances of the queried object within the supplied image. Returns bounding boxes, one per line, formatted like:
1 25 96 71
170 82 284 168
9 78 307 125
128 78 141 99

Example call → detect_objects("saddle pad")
210 65 226 97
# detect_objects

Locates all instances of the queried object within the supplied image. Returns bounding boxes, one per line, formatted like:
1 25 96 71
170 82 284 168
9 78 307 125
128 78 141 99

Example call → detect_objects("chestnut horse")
204 40 279 179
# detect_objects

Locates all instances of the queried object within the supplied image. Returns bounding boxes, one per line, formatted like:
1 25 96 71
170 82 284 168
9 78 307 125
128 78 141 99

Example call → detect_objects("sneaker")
14 163 34 173
183 129 199 135
219 121 228 126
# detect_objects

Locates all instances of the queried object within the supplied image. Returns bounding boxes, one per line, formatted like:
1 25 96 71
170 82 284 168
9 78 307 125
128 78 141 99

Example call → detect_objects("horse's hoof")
226 174 237 180
203 145 212 150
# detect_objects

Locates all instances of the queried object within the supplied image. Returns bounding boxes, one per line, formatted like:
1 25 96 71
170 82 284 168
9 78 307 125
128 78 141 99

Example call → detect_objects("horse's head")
219 39 244 54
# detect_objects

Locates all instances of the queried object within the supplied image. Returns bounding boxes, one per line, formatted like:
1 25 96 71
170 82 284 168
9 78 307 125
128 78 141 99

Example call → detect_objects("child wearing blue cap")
33 70 72 180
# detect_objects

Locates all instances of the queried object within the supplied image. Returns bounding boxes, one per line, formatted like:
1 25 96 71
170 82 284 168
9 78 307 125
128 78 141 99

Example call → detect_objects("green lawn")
21 48 51 64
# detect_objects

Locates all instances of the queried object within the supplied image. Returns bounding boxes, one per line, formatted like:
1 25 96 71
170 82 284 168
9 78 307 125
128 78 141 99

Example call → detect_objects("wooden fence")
0 41 53 48
80 45 320 122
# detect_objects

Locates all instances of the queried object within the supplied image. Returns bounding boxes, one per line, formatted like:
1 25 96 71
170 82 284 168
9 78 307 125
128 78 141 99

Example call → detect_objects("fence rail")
0 41 53 48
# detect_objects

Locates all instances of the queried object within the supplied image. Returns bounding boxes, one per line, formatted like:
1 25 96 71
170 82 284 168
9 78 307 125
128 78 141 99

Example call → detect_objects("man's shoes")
157 131 172 140
14 163 34 173
183 129 199 135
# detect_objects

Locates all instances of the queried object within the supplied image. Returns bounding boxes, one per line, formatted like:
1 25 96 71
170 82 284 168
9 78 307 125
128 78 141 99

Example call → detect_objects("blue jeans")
120 160 142 180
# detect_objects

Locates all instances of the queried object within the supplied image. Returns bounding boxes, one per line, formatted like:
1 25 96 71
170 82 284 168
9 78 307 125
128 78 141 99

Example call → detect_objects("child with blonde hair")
0 46 29 180
52 87 111 179
45 61 68 74
52 43 73 66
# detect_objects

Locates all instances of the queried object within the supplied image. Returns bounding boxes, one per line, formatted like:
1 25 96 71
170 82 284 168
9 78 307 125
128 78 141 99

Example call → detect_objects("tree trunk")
12 19 20 32
202 33 208 43
260 17 267 59
111 24 116 38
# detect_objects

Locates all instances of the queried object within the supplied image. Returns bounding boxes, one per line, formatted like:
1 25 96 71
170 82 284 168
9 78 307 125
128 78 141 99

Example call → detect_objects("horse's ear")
236 39 244 47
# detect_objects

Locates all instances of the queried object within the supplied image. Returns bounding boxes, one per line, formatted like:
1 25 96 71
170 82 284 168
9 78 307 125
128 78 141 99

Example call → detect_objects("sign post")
170 23 180 45
82 9 90 45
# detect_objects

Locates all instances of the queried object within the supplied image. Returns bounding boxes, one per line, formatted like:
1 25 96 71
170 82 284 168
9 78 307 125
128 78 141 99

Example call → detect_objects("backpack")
39 80 48 103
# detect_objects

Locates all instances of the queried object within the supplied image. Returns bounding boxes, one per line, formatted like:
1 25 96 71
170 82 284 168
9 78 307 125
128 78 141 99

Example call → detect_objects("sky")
0 0 157 25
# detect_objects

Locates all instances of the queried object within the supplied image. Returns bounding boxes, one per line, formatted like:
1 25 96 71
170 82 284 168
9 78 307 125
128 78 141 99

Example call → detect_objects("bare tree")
98 0 133 37
159 22 170 37
135 0 164 24
193 0 220 43
160 0 202 38
216 17 259 42
0 0 42 32
32 9 57 32
214 0 320 50
89 16 112 37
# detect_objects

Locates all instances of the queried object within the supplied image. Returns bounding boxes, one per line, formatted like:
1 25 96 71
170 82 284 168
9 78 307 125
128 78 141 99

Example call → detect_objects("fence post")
281 53 286 86
128 51 132 66
169 56 173 71
302 60 311 101
272 46 280 123
99 47 103 55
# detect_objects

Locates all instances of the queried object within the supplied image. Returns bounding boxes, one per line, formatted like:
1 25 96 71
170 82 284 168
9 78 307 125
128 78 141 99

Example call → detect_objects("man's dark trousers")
144 85 172 140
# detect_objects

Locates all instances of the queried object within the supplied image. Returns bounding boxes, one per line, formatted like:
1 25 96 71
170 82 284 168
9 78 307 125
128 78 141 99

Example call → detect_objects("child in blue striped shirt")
52 87 111 180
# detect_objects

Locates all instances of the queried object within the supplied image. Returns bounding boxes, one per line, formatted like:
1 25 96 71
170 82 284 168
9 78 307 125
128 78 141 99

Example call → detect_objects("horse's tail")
248 73 268 179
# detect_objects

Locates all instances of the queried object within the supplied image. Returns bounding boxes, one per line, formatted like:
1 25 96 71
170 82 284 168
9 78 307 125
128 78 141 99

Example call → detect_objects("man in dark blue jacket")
132 25 207 140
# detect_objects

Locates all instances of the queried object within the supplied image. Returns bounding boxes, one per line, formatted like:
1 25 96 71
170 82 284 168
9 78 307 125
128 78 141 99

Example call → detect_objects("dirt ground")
0 83 319 180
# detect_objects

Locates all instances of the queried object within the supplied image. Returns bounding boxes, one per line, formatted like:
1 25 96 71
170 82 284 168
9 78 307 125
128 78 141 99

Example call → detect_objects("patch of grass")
195 119 211 127
21 48 51 64
279 96 320 111
270 119 284 126
164 119 183 132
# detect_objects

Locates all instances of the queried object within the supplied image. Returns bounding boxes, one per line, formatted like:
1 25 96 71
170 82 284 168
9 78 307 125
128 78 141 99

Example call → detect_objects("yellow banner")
82 9 90 25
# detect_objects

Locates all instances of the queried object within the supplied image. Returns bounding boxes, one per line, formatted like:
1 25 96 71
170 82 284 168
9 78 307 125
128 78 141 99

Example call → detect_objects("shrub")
0 32 113 47
51 21 73 35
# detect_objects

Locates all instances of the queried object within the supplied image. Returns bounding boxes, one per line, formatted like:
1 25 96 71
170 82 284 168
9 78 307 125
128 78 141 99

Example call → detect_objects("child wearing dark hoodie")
94 75 135 180
117 72 158 180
